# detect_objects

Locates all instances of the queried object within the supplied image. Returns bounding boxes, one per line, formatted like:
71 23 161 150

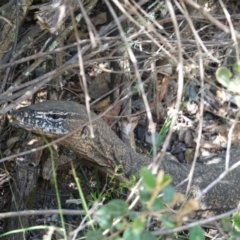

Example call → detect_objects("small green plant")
221 213 240 239
150 117 172 155
86 168 201 240
216 63 240 108
87 166 137 206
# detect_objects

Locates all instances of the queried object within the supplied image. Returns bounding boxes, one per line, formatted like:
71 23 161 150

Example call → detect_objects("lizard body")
11 101 156 179
11 100 240 217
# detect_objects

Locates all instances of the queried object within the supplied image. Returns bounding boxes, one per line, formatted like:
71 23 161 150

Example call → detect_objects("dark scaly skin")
11 101 157 179
11 101 240 217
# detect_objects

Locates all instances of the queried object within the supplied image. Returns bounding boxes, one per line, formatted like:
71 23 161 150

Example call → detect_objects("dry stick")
132 3 190 67
9 0 185 107
218 0 240 63
0 39 118 102
158 14 240 25
1 0 98 99
33 0 80 34
176 0 205 194
0 1 31 93
179 0 240 199
0 37 132 75
0 39 89 71
0 29 50 94
131 0 175 52
112 0 178 164
70 220 96 239
105 0 171 219
70 0 98 138
0 25 42 65
0 0 99 109
0 66 69 114
0 209 85 219
70 201 100 239
0 15 13 26
154 0 184 171
106 0 155 145
178 0 220 63
0 39 124 109
77 0 98 48
0 0 32 60
126 0 177 64
196 117 239 200
109 0 179 205
152 208 238 235
0 0 148 104
183 0 240 40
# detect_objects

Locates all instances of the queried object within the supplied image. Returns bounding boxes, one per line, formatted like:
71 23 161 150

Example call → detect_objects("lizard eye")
47 114 62 120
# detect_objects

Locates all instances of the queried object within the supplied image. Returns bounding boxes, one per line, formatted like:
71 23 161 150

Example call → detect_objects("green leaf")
115 222 125 231
228 75 240 94
107 199 129 218
160 175 172 188
222 217 232 232
233 212 240 231
139 187 152 203
140 168 156 189
150 118 172 154
152 198 164 211
141 230 157 240
85 230 104 240
129 212 140 221
95 200 128 229
123 228 141 240
233 63 240 74
162 186 175 203
216 67 232 88
123 228 156 240
230 228 240 237
95 206 113 229
162 215 176 229
189 226 205 240
133 218 145 232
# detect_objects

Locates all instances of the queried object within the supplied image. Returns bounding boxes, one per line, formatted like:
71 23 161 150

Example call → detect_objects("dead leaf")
120 116 140 150
156 76 169 104
89 72 111 99
68 30 89 43
147 76 169 112
101 101 122 126
216 123 240 145
185 148 195 164
92 12 107 26
92 96 110 111
184 130 194 148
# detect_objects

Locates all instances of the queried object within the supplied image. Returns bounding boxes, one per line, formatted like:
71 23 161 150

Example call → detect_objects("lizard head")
10 101 86 137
